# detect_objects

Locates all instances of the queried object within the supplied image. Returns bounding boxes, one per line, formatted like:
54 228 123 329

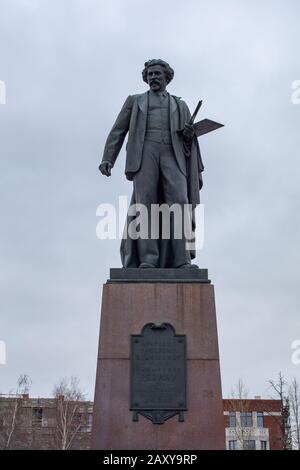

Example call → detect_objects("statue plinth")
91 269 225 450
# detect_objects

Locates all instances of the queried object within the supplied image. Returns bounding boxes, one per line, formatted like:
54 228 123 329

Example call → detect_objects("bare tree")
267 372 292 450
0 374 32 450
227 378 255 450
289 377 300 450
52 376 86 450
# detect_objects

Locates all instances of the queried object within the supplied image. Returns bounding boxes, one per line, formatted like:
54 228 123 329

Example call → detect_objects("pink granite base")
91 282 225 450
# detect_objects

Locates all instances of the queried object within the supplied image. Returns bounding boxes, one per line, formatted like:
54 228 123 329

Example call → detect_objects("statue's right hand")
99 161 113 177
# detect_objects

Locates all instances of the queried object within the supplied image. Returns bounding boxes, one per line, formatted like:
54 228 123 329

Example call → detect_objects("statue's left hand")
183 123 195 142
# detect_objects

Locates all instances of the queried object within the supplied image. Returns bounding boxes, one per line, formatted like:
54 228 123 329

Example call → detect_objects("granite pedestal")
91 269 225 450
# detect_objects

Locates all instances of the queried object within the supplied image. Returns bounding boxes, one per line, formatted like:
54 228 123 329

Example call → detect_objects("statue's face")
146 65 167 92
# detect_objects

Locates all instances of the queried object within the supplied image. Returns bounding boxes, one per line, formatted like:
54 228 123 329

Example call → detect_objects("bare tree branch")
52 376 85 450
267 372 292 450
0 374 32 450
289 377 300 450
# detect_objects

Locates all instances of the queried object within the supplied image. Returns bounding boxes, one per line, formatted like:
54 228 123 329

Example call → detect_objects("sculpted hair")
142 59 174 84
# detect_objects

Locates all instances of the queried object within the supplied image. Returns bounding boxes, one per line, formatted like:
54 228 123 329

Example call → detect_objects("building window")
229 412 236 427
78 412 93 432
241 411 253 427
86 413 93 433
260 440 267 450
32 408 43 426
257 412 264 427
77 413 86 432
229 440 237 450
243 440 256 450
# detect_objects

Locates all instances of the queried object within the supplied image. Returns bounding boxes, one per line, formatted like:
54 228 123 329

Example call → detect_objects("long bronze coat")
101 91 204 267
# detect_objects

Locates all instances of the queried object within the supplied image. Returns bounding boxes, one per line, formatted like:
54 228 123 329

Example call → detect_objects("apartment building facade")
223 398 290 450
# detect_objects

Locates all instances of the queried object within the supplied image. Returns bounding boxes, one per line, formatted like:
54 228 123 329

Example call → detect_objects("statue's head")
142 59 174 92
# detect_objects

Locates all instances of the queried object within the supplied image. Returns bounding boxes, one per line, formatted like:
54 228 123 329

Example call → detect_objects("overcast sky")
0 0 300 400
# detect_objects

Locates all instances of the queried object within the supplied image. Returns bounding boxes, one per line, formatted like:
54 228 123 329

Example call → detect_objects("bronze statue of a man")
99 59 204 268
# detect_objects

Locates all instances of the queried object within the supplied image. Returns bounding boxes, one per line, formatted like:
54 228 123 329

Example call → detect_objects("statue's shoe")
139 262 156 268
177 263 199 269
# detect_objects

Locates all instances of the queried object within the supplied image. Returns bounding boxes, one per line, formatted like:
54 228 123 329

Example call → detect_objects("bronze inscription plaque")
130 323 187 424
